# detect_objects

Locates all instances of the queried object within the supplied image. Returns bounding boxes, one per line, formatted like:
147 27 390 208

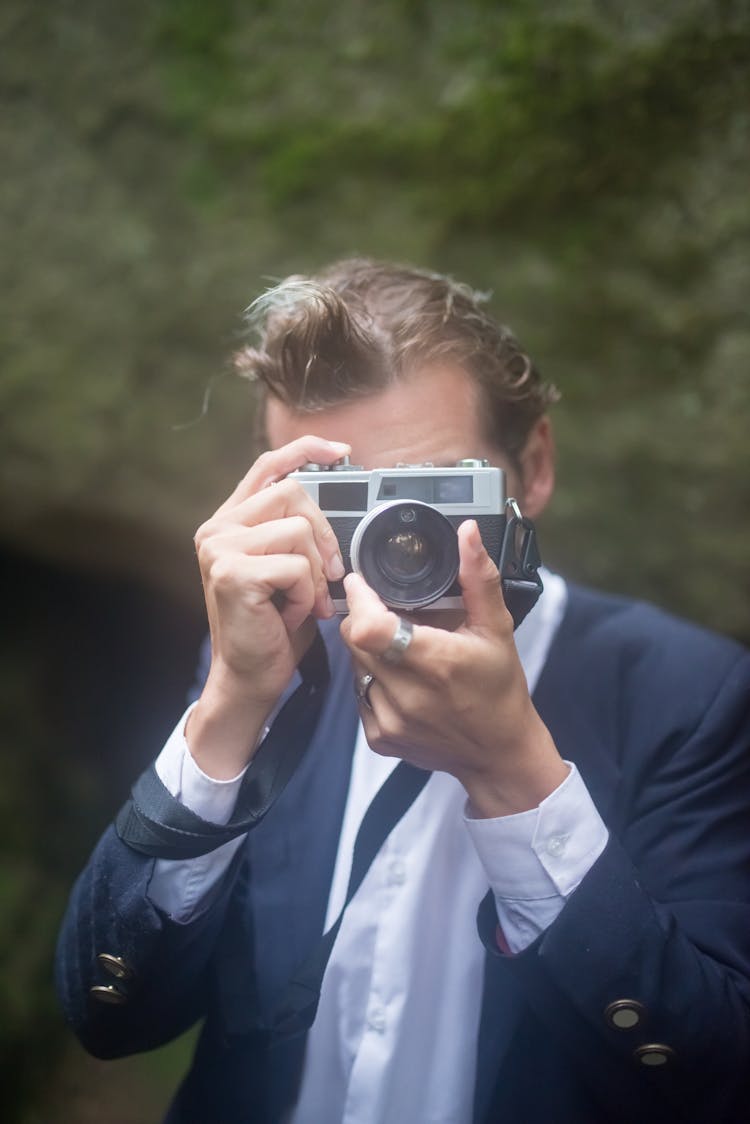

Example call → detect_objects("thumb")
457 520 509 633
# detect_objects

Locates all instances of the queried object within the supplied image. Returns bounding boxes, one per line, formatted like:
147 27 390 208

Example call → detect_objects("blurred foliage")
1 0 748 1119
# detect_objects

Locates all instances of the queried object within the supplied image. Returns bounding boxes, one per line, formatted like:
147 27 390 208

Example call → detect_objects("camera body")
291 457 506 612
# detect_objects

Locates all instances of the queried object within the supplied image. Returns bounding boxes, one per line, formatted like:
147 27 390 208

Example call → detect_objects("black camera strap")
498 498 544 630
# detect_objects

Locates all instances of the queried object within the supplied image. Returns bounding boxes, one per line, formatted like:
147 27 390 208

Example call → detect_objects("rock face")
2 0 748 636
2 1 749 1117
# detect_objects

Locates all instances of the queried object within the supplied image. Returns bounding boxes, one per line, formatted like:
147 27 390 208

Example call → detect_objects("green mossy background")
1 1 748 1120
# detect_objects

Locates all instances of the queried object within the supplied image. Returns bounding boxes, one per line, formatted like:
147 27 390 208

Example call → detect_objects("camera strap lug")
499 498 544 630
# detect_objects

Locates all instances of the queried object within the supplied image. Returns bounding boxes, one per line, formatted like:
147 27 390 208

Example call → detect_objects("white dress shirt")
147 570 608 1123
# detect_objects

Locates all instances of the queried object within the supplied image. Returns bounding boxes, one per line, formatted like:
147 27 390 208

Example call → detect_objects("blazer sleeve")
55 633 243 1059
480 620 750 1123
54 820 248 1059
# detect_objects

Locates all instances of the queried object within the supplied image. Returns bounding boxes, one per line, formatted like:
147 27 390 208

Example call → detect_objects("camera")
291 457 507 612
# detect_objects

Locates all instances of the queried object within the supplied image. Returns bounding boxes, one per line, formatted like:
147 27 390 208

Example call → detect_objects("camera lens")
350 500 459 610
380 530 429 581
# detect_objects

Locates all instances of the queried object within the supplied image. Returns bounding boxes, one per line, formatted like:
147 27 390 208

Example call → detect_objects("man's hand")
340 519 569 817
187 436 350 779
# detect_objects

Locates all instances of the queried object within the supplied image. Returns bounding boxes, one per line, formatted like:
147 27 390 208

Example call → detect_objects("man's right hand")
186 436 350 780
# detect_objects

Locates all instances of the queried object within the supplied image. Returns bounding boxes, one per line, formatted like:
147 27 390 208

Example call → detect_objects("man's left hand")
340 519 569 818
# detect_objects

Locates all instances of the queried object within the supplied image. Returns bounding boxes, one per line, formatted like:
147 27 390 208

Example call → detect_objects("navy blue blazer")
55 585 750 1123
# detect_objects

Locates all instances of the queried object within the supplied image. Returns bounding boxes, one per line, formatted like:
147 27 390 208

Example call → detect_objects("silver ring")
381 617 414 665
354 673 375 710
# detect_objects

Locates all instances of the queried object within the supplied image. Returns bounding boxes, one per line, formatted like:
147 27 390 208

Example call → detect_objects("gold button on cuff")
605 999 646 1030
634 1044 675 1067
97 953 134 981
89 984 128 1006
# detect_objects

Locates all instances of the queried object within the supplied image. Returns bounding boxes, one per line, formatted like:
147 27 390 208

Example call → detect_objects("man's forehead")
265 408 495 475
265 365 482 437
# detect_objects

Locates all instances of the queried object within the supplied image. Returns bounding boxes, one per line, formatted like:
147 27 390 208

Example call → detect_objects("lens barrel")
350 500 460 610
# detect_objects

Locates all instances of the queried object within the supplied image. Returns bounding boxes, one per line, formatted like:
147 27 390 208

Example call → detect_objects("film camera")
292 457 542 620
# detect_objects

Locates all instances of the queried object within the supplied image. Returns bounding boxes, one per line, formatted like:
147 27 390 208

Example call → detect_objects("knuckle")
287 513 314 542
420 639 455 687
277 477 304 501
208 555 238 593
289 554 314 585
254 449 274 473
193 519 214 552
427 661 453 691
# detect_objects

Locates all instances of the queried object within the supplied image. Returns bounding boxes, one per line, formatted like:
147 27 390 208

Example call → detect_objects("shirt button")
388 860 406 886
546 834 568 858
367 1007 386 1033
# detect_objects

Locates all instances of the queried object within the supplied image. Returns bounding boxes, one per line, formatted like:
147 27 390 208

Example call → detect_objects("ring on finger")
354 672 376 711
381 617 414 665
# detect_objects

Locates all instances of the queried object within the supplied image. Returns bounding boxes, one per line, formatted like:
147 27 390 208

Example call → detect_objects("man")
56 259 750 1123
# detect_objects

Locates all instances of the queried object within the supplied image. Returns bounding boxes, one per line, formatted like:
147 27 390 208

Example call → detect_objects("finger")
208 551 322 635
202 517 333 618
213 480 345 582
342 574 446 676
218 437 352 512
342 573 404 657
203 517 318 560
244 553 321 633
356 693 381 743
352 670 417 761
457 520 511 634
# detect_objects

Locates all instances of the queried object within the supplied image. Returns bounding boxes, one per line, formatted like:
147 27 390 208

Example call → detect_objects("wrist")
459 714 569 819
187 663 282 780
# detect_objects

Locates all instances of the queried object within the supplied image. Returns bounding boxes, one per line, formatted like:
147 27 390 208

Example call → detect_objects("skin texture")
188 364 568 815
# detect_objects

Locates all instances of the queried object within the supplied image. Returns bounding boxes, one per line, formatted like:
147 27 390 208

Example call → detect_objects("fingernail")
327 553 346 581
329 441 351 453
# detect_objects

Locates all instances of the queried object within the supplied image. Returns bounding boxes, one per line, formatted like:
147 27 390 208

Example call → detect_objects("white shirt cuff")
464 762 609 953
154 702 250 825
146 705 252 922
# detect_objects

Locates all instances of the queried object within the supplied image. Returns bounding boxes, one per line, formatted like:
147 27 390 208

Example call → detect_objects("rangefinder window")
376 475 474 504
